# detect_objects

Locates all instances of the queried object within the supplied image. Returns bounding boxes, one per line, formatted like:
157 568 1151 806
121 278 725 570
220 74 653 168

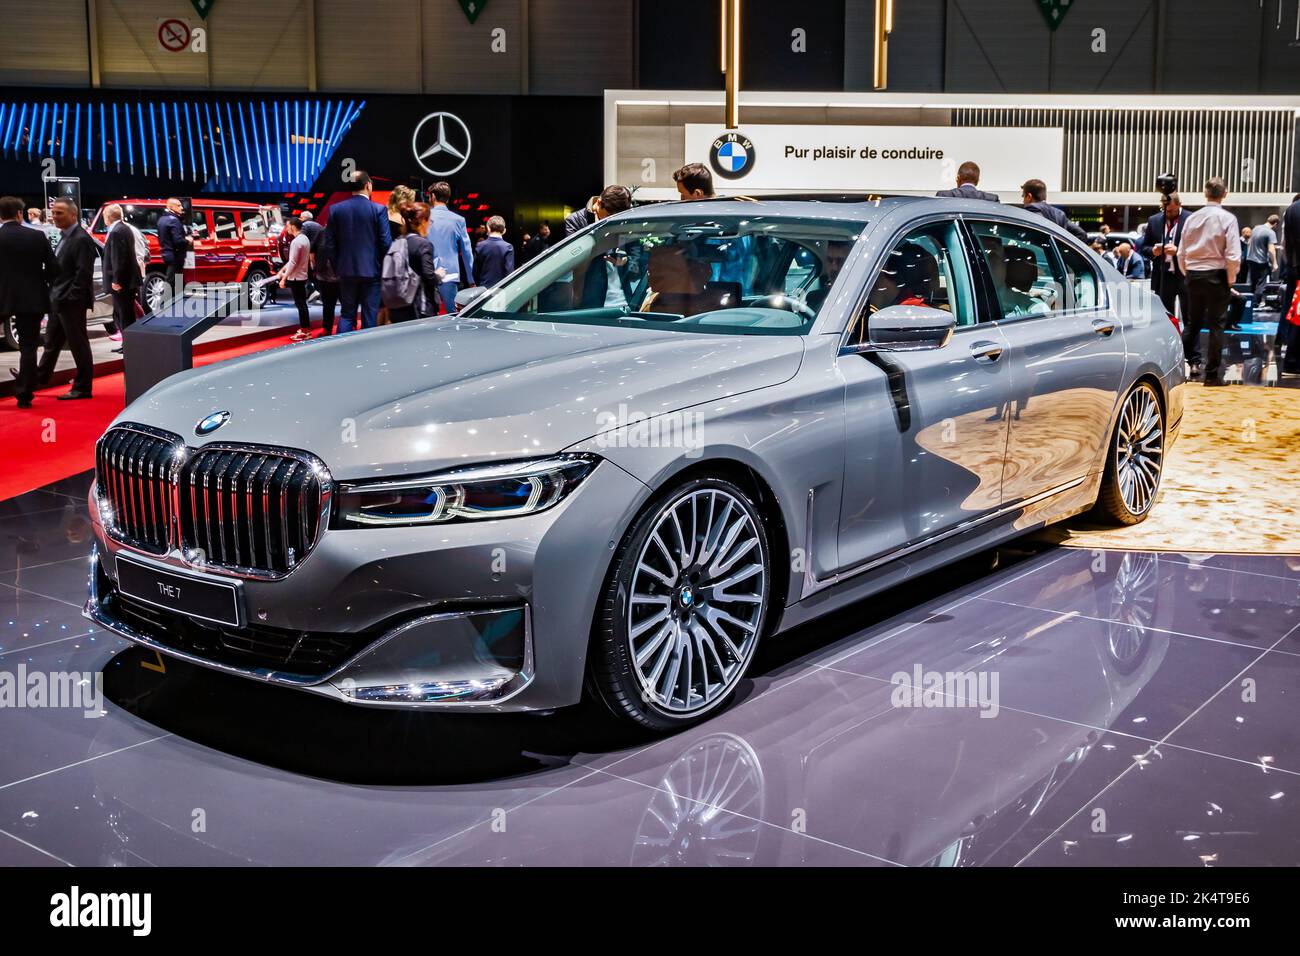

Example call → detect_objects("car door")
187 209 215 282
835 216 1011 572
965 218 1128 505
207 207 243 282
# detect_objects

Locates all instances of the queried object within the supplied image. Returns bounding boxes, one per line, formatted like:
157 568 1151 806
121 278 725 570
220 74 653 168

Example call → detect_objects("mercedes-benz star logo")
412 112 472 177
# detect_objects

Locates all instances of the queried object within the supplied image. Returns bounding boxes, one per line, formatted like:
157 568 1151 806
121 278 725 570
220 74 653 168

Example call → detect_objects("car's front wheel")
1094 381 1165 525
589 477 772 731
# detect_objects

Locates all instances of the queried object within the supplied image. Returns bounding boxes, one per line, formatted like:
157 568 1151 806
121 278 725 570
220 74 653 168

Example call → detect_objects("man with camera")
1137 183 1191 321
1177 177 1240 386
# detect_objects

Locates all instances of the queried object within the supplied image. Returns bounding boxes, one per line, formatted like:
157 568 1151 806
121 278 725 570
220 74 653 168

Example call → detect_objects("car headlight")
334 454 598 527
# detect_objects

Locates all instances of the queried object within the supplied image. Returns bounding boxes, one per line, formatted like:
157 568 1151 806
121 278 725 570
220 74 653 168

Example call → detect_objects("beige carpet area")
1042 383 1300 554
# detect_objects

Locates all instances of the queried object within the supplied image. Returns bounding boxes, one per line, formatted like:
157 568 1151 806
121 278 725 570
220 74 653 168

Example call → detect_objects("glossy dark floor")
2 473 1297 866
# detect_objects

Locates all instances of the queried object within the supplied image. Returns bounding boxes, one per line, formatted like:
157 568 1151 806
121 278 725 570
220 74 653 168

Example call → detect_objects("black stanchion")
121 289 243 405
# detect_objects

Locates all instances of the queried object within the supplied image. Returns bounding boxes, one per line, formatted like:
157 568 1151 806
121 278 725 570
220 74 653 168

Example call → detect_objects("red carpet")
0 331 305 501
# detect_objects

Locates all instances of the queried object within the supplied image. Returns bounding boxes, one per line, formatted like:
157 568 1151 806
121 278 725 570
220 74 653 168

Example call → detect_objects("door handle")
969 340 1004 362
1091 318 1117 336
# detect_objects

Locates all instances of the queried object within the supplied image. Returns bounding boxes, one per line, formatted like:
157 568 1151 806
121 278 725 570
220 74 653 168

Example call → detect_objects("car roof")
616 194 1087 242
111 198 267 209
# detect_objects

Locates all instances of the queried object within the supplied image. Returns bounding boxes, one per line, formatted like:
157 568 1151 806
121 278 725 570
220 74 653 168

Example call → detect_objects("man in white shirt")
274 217 313 341
1177 177 1240 386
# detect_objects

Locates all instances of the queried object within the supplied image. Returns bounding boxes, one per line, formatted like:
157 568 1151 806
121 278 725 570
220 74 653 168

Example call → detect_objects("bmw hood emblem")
196 411 231 436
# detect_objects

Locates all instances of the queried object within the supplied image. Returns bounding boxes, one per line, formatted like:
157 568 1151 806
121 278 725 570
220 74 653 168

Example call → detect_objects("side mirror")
855 304 956 352
454 286 487 312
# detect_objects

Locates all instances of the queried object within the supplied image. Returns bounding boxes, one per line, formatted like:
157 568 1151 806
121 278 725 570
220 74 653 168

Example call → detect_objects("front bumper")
84 459 652 710
85 550 535 707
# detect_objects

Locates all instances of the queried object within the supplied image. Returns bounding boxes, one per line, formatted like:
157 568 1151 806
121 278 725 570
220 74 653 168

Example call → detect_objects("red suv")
89 199 284 312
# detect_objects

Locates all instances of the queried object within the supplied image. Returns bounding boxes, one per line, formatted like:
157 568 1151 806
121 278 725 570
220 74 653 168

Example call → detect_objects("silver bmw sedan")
84 196 1185 730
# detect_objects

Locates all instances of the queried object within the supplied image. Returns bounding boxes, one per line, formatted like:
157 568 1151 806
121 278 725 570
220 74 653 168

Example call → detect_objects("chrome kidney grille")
95 426 181 555
95 423 332 578
179 449 324 575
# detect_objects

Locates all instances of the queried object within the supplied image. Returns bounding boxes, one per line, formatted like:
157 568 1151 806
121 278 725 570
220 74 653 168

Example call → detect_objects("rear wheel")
1 316 17 350
1094 382 1165 525
245 265 270 309
140 272 170 314
589 477 772 732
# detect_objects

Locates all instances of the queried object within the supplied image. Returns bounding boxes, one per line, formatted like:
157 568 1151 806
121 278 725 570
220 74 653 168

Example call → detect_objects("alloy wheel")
626 488 768 715
143 276 170 314
1115 385 1163 516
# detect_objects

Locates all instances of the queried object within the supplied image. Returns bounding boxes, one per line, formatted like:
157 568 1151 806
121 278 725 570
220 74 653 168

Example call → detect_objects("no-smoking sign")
157 18 192 52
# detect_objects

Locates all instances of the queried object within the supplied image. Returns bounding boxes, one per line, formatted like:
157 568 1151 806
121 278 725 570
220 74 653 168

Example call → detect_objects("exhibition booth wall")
0 86 601 226
608 90 1300 212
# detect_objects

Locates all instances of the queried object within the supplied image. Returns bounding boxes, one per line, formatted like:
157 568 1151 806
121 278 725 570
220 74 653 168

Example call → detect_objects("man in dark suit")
1113 241 1146 279
156 197 190 303
100 204 141 344
324 171 390 332
935 161 1000 202
474 216 515 288
0 195 59 408
1135 191 1191 321
1020 179 1089 242
36 198 98 399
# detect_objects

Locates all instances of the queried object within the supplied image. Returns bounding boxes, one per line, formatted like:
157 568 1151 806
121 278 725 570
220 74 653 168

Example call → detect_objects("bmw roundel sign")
709 131 756 180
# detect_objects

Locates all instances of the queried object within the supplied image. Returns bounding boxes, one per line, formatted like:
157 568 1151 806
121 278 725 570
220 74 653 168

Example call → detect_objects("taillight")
1167 313 1180 333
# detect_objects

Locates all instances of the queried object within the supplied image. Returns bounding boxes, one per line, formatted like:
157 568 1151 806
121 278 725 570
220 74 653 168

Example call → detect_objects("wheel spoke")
634 620 674 667
650 531 678 575
630 609 671 641
636 560 675 589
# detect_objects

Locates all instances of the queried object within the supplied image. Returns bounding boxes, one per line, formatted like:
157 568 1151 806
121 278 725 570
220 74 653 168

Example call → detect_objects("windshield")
465 213 863 335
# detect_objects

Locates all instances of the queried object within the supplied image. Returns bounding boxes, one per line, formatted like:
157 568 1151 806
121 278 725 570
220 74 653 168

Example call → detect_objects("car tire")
245 266 270 309
140 273 171 315
1093 381 1165 526
588 476 772 732
1 316 17 351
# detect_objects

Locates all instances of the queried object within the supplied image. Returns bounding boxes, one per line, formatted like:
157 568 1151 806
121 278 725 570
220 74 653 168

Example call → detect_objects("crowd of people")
2 158 1296 409
0 194 100 407
934 161 1299 385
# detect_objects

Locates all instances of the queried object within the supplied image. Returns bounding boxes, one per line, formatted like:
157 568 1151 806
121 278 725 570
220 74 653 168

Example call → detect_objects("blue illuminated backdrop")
0 96 365 193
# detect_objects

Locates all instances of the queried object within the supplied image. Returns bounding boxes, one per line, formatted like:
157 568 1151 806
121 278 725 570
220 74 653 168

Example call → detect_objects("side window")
969 220 1065 320
189 213 210 241
212 209 238 241
848 219 976 346
122 206 161 235
1056 241 1101 311
239 209 268 241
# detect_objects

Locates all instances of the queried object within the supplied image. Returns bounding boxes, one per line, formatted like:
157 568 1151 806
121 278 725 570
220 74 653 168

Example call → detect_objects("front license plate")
115 554 243 628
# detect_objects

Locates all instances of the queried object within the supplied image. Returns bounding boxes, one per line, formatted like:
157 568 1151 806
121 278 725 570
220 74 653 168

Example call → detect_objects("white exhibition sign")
684 124 1064 194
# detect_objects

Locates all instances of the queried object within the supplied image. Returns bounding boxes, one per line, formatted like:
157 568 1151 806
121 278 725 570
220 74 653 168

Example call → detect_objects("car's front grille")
95 426 182 555
178 448 325 575
111 590 372 678
95 424 331 578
